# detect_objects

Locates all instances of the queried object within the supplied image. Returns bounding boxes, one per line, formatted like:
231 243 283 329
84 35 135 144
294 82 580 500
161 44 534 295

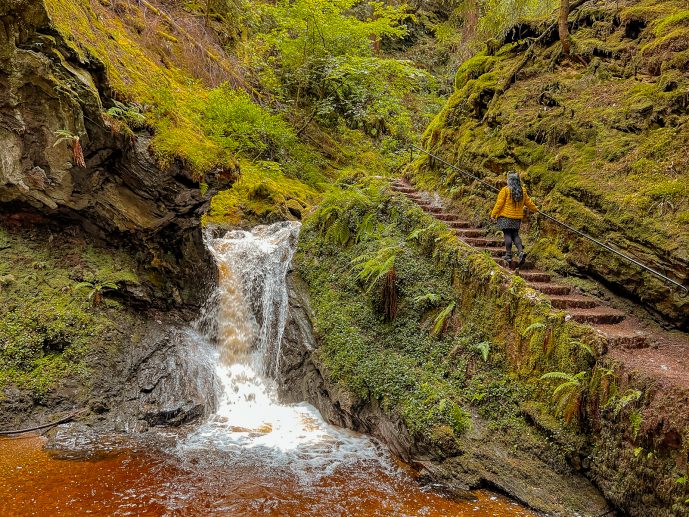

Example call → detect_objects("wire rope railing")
408 143 689 297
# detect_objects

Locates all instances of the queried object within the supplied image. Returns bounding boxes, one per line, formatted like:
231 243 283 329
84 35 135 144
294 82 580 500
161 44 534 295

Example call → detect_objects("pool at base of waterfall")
0 222 537 516
0 433 536 516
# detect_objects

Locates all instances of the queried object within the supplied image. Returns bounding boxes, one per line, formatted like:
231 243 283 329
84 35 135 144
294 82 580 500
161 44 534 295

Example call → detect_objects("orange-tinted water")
0 435 537 516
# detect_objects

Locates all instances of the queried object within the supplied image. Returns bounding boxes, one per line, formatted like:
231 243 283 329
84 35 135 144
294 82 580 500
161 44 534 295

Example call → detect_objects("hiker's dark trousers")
503 229 523 257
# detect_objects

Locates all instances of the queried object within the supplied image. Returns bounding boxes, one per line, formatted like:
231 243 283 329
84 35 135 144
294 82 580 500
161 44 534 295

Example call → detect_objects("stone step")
517 271 552 283
549 295 598 309
462 237 504 248
455 229 488 238
476 246 504 258
435 213 459 221
496 258 535 270
568 308 626 325
531 283 572 296
392 186 416 193
596 325 649 349
450 221 473 229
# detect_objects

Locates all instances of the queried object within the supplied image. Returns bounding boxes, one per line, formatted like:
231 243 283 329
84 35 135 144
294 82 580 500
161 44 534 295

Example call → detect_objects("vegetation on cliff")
296 178 598 453
411 0 689 326
0 220 139 395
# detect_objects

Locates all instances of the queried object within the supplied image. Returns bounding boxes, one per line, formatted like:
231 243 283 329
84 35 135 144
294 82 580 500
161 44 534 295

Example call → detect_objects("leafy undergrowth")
295 177 596 453
411 0 689 326
0 223 138 397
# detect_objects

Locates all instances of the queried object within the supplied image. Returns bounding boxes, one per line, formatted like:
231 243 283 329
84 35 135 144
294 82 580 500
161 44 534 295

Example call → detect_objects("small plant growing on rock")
74 280 118 306
53 129 86 168
352 244 400 322
540 370 589 424
106 101 146 128
473 341 491 362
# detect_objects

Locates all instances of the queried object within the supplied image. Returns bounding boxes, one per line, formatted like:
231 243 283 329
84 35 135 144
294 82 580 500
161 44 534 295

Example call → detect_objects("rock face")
0 0 231 308
0 0 228 428
89 316 220 433
278 272 610 516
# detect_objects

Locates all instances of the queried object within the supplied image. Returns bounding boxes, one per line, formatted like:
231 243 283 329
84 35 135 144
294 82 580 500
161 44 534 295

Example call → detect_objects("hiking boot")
501 254 512 262
518 252 527 267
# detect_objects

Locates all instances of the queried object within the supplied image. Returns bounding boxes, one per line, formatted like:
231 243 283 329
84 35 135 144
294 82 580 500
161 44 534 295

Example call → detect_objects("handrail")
408 143 689 296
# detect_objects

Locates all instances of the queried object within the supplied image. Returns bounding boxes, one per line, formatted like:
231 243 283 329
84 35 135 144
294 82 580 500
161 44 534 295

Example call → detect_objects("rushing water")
0 222 536 516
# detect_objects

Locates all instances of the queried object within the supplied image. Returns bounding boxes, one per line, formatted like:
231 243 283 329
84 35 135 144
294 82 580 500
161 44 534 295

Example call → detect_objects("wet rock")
95 321 220 433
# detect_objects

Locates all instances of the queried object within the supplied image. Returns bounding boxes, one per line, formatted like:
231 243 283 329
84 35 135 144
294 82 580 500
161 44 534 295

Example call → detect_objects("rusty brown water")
0 223 538 515
0 436 536 516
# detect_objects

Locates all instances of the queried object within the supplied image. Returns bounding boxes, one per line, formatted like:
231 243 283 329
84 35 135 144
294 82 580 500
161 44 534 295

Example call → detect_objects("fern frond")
431 301 456 337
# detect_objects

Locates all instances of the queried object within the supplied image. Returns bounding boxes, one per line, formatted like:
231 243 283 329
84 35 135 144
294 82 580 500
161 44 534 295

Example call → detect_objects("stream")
0 222 535 516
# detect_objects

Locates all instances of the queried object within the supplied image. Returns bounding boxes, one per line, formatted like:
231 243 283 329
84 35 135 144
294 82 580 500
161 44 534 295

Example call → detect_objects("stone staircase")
392 179 648 348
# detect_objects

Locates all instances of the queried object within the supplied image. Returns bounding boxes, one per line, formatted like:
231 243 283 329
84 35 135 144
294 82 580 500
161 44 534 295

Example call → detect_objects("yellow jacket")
491 186 538 219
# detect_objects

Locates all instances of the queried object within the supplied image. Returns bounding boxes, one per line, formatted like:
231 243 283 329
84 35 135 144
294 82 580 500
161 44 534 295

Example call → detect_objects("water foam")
178 222 392 478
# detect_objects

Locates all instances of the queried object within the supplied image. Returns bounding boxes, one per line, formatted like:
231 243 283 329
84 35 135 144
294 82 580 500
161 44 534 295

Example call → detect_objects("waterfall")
178 221 388 477
208 220 299 376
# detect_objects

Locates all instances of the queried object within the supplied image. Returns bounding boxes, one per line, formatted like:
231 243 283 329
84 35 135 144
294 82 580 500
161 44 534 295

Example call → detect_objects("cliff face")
0 0 230 427
0 0 230 307
412 0 689 327
278 273 612 515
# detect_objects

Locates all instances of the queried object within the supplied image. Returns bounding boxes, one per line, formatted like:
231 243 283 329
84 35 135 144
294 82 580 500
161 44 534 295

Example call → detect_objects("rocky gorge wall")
410 0 689 328
0 0 227 430
278 185 689 516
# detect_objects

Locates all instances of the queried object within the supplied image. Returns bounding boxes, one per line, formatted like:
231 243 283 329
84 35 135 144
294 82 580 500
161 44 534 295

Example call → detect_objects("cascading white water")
1 220 535 517
179 221 389 476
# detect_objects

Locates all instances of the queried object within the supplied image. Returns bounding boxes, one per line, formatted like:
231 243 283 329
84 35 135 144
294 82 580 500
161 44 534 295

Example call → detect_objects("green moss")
0 225 138 396
653 10 689 36
409 0 689 323
297 180 600 450
454 53 496 90
205 160 320 226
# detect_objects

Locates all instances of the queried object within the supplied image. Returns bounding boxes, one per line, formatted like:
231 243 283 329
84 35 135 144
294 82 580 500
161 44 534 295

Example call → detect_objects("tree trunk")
559 0 571 55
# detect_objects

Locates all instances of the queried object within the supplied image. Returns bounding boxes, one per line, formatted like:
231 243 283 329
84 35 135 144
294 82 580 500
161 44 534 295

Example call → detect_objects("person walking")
490 171 538 266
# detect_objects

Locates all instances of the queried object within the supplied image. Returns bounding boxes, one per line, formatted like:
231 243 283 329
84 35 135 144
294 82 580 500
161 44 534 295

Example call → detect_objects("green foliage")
320 56 437 139
431 301 456 337
74 280 119 307
0 226 138 395
246 0 438 142
540 370 589 423
52 129 79 146
205 160 319 225
606 388 642 418
202 85 298 161
297 183 600 450
352 244 399 293
105 101 146 127
474 341 492 362
630 409 643 440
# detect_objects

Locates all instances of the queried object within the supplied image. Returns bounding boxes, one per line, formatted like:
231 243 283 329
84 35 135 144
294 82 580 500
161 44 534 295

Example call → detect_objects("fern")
106 101 146 126
352 245 399 293
355 213 378 243
74 280 118 306
606 388 642 417
413 292 441 305
474 341 491 362
571 340 596 358
540 370 589 424
53 129 85 168
431 301 456 337
522 321 546 337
